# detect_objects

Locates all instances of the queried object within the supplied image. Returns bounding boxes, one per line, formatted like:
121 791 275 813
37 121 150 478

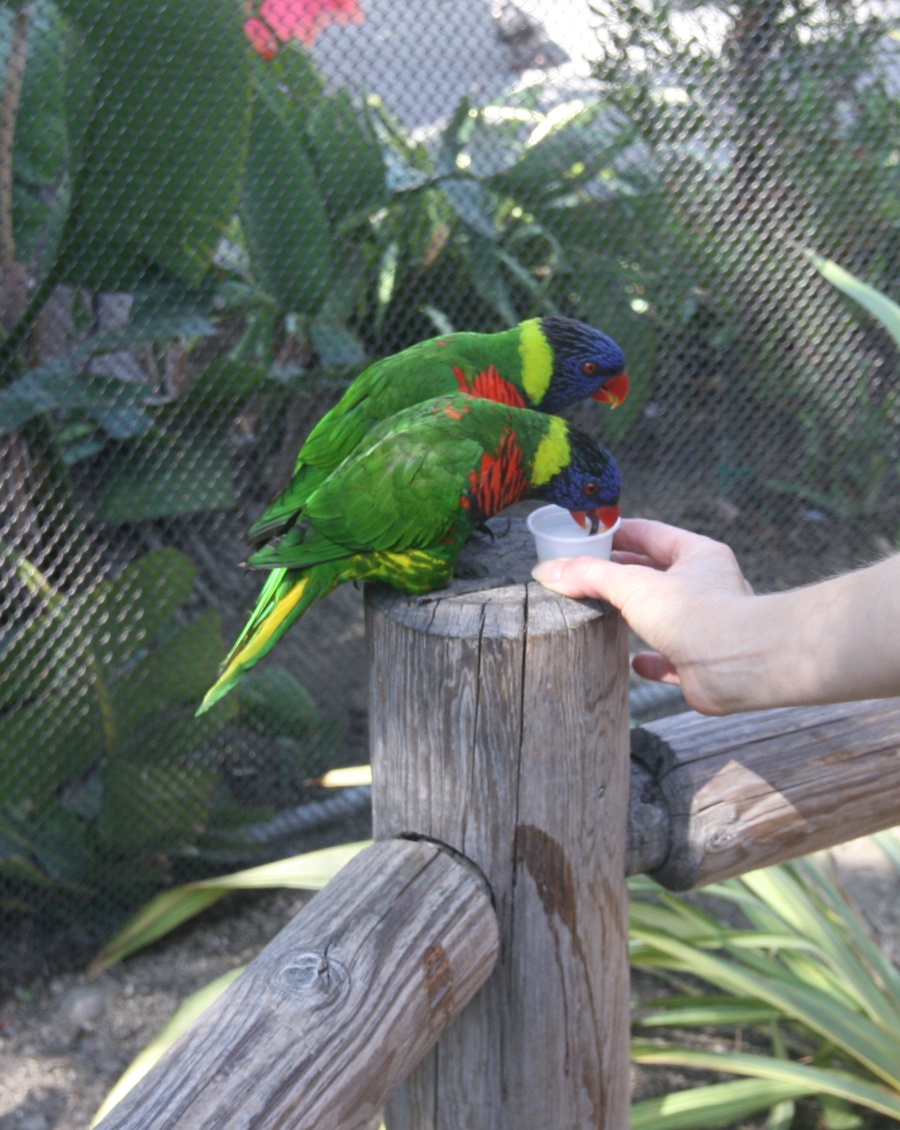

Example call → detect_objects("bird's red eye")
582 360 600 376
584 481 600 497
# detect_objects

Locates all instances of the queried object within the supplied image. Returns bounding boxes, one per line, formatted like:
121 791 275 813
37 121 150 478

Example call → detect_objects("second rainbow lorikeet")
198 394 621 712
249 316 628 543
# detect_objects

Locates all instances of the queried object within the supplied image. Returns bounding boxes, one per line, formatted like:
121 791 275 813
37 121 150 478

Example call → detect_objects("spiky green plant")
630 833 900 1128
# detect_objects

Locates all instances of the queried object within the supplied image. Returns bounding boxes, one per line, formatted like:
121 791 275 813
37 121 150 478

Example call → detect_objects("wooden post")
95 839 498 1130
366 518 632 1129
631 697 900 889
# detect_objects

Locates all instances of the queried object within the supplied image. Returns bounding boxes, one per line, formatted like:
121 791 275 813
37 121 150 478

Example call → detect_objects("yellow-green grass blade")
741 865 900 1033
630 926 900 1087
92 841 371 972
632 1043 900 1122
638 997 782 1028
635 861 900 1036
797 852 900 1005
807 252 900 352
631 1077 810 1130
91 967 242 1126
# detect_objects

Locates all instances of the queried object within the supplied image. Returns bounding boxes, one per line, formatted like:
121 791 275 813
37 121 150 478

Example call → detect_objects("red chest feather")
453 365 527 408
467 427 529 516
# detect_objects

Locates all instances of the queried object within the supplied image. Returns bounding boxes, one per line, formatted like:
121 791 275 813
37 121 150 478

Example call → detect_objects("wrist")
700 560 900 712
682 590 813 714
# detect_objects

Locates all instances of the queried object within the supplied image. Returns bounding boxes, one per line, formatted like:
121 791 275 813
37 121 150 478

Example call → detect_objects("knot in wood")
275 950 349 1009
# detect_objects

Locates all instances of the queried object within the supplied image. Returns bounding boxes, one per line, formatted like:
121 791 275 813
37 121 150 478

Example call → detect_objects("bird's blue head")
536 425 621 534
539 317 629 412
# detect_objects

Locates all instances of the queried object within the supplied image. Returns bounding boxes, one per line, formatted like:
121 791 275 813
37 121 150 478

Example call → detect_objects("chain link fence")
0 0 897 982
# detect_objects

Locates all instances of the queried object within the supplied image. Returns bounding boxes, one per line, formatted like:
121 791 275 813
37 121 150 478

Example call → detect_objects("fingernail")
531 560 564 583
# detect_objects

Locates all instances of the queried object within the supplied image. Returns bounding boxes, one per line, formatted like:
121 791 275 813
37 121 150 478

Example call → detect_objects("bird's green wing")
248 347 478 542
252 421 487 572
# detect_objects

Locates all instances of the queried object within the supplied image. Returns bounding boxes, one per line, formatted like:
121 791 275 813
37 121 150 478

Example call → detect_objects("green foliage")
0 0 253 518
630 835 900 1128
53 0 250 291
4 0 898 527
0 9 656 524
589 0 900 497
768 260 900 521
0 546 340 909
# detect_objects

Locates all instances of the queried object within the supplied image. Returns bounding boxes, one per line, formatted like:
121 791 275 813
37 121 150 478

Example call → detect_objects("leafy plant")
767 258 900 521
630 838 900 1128
0 545 339 914
0 1 661 533
586 0 900 505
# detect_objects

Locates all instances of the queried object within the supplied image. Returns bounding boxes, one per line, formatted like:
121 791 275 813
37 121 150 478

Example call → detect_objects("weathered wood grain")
367 520 632 1130
95 839 498 1130
632 697 900 889
625 757 671 877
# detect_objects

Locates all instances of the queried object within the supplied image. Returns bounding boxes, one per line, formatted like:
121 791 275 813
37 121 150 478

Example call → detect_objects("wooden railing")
96 521 900 1130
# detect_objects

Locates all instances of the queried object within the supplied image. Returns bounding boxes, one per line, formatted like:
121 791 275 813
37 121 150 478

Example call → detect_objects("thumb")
531 555 623 603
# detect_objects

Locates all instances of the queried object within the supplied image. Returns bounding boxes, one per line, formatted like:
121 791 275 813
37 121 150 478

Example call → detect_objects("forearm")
710 555 900 712
531 520 900 716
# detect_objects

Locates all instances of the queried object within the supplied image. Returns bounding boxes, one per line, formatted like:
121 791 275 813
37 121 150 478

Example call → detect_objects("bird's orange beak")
572 505 620 535
592 372 629 409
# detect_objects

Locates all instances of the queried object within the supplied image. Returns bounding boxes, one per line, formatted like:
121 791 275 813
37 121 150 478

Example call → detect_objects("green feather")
201 397 536 711
200 394 620 713
247 324 531 543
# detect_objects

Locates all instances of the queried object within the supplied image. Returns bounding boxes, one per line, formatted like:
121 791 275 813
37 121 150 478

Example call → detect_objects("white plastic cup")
526 504 621 562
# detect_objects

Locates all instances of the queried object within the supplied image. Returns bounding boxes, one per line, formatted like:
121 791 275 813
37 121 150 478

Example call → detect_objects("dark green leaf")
440 177 498 238
467 233 518 324
307 90 386 223
436 97 474 177
90 401 152 440
489 102 631 204
0 609 79 710
97 761 216 851
0 684 104 804
91 547 198 670
57 0 250 289
10 1 86 264
310 321 367 367
272 45 325 106
241 74 334 312
118 702 235 765
237 668 319 738
107 610 226 742
95 432 236 522
184 358 269 406
12 3 68 187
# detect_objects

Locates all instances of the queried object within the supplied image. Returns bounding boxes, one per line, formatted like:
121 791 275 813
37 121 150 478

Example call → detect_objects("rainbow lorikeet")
198 394 621 712
248 316 628 543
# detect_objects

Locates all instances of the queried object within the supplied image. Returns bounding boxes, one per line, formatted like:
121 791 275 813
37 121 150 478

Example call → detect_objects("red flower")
245 0 364 57
244 16 279 60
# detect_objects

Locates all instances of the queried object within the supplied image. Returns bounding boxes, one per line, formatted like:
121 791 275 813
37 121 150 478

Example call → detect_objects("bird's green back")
252 396 561 571
247 322 553 542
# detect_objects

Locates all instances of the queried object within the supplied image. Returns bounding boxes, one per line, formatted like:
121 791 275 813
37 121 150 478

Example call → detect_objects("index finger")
613 519 721 568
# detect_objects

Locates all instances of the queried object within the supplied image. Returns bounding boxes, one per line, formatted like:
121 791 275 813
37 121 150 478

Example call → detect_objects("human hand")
531 519 756 714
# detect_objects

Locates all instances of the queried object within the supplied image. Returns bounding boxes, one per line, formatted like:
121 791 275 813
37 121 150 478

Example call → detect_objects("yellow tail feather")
196 575 311 715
